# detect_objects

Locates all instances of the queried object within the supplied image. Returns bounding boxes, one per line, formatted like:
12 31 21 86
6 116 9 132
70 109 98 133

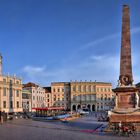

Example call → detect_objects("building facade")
50 81 114 112
96 83 114 111
0 54 23 113
44 87 52 107
0 75 23 113
22 89 32 112
71 81 96 111
23 82 45 111
51 82 71 110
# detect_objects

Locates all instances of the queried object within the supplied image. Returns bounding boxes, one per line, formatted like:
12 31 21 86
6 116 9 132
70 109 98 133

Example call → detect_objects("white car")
78 109 90 115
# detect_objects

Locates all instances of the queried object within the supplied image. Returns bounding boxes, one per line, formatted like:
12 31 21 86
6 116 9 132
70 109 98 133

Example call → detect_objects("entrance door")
87 104 91 111
72 105 76 111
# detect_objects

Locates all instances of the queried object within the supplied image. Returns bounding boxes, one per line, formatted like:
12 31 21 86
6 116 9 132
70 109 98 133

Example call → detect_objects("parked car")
78 108 90 115
7 112 13 120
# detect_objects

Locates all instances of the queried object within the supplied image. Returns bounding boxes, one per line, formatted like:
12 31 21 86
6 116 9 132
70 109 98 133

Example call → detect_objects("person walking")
0 111 4 125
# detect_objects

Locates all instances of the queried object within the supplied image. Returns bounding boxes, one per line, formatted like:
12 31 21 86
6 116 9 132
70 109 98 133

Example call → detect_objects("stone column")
135 92 139 108
115 94 118 108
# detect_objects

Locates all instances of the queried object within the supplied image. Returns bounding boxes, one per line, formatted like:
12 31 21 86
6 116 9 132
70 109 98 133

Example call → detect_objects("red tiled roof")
23 82 39 88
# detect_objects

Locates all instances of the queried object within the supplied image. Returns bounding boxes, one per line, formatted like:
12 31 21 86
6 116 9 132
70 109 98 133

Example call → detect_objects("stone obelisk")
114 5 136 109
119 5 133 86
109 5 140 123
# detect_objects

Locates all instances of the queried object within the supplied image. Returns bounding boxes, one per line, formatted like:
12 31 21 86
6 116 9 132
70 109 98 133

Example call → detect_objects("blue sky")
0 0 140 87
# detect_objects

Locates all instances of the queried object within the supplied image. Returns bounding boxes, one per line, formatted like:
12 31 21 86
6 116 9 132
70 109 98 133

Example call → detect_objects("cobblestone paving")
0 114 139 140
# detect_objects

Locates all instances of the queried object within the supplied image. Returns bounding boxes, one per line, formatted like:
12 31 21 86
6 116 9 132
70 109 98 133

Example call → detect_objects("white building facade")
23 82 45 111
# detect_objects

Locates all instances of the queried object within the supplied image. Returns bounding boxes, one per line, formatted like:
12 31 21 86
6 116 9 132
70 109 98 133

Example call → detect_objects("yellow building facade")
51 82 70 110
0 54 22 113
0 75 23 113
51 81 114 111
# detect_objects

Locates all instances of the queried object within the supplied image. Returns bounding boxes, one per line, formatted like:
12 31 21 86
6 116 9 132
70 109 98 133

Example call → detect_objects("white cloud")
21 54 120 87
21 53 140 88
90 55 106 61
22 65 48 85
23 65 46 74
131 27 140 34
81 33 119 49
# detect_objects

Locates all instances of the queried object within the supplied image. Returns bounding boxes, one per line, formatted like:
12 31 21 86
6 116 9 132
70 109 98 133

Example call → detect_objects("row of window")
72 95 96 101
32 96 45 101
72 85 95 92
3 101 20 108
32 90 45 94
53 103 64 106
72 85 112 92
53 88 64 93
32 103 45 108
96 87 112 92
3 88 20 97
97 97 111 101
3 79 20 84
54 98 64 101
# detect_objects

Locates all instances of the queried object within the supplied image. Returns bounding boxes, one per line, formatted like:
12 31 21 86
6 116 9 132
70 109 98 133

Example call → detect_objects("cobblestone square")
0 114 139 140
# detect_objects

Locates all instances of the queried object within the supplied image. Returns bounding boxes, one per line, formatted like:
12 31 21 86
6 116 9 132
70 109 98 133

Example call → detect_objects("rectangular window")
3 101 6 108
33 96 35 100
10 79 13 83
88 85 91 92
3 87 6 96
10 101 13 108
3 79 6 83
10 88 13 97
16 90 19 97
62 88 64 92
17 101 19 108
53 88 55 92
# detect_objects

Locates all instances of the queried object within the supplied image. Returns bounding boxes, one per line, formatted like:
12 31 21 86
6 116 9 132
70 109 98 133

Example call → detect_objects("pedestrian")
95 112 97 118
119 121 122 128
0 111 4 125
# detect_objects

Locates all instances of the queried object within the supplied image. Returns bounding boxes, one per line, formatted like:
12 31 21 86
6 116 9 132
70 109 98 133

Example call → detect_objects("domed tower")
0 53 2 75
